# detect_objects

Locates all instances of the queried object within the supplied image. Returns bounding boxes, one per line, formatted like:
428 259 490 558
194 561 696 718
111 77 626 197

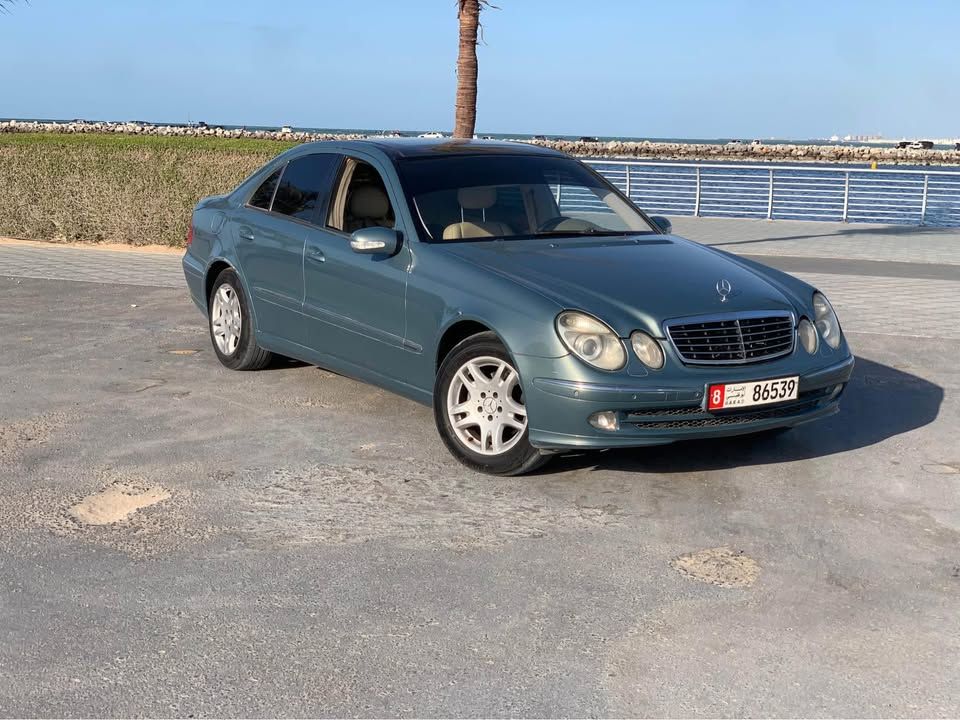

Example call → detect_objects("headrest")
350 186 390 218
457 186 497 210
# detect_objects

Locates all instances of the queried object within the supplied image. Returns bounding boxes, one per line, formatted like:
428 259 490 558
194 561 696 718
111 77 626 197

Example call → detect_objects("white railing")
584 160 960 226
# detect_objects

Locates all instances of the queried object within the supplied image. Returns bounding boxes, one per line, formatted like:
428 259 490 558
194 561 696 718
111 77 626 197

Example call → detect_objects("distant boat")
280 125 293 133
578 136 599 143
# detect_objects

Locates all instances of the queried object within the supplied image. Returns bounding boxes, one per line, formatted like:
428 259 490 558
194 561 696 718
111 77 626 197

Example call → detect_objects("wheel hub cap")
211 283 242 356
446 355 528 456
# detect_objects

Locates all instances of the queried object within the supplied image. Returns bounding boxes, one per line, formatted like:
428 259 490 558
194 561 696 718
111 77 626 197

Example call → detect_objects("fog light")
588 411 620 432
798 318 818 354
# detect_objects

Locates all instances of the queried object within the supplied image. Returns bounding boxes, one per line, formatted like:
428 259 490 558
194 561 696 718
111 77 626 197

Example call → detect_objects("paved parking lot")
1 225 958 717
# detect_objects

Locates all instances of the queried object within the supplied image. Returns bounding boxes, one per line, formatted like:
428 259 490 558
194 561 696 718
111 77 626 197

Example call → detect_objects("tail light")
186 223 194 247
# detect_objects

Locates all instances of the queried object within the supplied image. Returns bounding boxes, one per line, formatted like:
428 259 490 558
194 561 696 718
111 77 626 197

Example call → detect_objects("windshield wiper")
533 229 636 238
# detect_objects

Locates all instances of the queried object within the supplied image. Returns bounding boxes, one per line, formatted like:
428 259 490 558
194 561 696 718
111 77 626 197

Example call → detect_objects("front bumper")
520 352 855 451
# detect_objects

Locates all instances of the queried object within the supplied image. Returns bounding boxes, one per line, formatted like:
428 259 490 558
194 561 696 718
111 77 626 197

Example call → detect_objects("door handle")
237 226 255 242
306 246 325 263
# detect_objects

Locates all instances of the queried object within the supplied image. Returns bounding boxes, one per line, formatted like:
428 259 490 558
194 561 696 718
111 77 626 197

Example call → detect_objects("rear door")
232 153 340 346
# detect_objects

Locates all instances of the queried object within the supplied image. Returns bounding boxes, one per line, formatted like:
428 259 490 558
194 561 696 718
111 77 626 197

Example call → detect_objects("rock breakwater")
3 119 958 166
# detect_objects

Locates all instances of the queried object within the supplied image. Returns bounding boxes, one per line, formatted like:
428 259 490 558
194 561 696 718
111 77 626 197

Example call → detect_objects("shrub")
0 134 296 246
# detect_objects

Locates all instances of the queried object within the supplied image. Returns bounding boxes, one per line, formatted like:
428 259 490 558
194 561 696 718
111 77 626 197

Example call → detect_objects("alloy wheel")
446 355 528 455
211 283 242 356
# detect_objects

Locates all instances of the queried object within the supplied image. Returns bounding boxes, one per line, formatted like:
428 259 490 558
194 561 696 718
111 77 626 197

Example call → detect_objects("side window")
272 153 340 223
327 159 396 234
248 167 282 210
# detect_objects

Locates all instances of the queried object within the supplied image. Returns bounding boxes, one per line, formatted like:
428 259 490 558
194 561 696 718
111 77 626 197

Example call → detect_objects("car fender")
416 252 568 356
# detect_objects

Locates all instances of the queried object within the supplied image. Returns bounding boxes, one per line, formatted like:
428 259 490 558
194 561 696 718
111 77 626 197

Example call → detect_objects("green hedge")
0 133 296 247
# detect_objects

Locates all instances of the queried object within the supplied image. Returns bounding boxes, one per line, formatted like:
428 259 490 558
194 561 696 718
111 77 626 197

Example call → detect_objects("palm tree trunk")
454 0 481 139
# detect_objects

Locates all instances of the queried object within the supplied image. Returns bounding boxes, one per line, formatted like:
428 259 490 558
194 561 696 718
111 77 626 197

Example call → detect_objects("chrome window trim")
241 158 336 230
244 163 286 211
663 310 796 366
242 204 327 231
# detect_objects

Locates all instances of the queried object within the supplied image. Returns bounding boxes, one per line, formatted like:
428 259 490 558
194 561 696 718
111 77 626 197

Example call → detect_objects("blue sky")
1 0 957 139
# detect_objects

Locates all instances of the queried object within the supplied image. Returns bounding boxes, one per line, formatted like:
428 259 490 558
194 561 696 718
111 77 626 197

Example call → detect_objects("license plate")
707 376 799 411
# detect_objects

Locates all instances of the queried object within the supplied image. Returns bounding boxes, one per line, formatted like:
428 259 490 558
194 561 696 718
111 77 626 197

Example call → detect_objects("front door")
302 155 413 384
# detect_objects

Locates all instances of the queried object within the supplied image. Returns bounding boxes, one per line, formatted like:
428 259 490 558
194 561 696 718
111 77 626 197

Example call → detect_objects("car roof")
297 138 567 161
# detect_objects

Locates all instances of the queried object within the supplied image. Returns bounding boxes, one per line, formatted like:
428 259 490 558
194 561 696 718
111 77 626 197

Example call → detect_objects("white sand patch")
68 482 171 525
671 546 760 588
922 463 959 475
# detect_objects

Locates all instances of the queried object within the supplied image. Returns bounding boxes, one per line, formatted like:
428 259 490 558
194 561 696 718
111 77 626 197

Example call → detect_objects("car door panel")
231 207 307 346
303 226 415 371
302 154 416 385
232 152 341 348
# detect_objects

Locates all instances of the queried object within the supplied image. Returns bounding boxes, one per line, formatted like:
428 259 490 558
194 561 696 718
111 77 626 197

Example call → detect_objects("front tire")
208 268 272 371
434 332 548 476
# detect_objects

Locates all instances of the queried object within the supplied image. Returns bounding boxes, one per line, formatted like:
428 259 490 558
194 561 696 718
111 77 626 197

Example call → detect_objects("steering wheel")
536 216 575 233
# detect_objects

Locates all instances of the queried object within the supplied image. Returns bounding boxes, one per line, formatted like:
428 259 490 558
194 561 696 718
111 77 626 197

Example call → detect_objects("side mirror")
350 226 401 255
650 216 672 234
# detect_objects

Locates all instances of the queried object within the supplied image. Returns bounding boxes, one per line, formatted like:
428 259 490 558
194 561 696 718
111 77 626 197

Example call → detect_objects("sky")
1 0 958 139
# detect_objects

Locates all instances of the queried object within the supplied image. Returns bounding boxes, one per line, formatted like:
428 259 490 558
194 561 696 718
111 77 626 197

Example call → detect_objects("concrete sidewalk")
670 216 960 265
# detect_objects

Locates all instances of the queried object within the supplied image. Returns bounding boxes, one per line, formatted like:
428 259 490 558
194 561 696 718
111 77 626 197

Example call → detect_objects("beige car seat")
442 187 513 240
346 186 393 232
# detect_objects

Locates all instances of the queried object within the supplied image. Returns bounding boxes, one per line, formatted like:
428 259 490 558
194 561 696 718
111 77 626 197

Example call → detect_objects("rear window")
248 168 281 210
272 153 340 222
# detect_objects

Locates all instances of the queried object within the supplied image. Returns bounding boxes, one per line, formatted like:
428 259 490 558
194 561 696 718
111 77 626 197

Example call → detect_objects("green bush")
0 133 296 247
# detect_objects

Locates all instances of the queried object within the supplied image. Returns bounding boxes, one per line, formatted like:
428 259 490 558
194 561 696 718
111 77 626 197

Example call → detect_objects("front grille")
666 312 795 365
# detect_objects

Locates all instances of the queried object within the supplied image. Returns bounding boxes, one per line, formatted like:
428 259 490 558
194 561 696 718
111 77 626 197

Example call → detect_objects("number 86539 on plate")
707 376 799 411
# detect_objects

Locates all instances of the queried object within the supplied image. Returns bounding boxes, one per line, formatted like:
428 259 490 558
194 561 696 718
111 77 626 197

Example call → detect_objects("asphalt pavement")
0 224 958 717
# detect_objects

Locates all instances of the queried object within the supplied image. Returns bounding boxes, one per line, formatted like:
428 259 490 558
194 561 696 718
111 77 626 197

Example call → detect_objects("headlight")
630 330 665 369
813 292 842 349
797 318 818 354
555 311 626 371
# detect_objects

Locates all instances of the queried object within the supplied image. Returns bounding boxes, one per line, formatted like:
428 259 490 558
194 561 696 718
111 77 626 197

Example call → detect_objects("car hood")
438 235 801 337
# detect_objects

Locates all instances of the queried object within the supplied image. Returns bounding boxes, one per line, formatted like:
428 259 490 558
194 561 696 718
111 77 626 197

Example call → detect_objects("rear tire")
208 268 272 371
434 332 549 476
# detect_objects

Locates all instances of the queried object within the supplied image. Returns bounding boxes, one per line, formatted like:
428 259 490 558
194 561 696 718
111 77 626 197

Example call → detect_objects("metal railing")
584 160 960 226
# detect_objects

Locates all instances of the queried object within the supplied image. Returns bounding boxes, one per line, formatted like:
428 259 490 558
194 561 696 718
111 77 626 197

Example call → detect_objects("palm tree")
453 0 493 139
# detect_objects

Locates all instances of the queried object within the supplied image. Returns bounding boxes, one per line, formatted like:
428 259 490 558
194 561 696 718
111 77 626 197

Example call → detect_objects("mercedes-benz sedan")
182 140 854 475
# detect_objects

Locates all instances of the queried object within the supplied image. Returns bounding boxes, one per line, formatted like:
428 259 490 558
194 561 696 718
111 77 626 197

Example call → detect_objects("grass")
0 133 298 247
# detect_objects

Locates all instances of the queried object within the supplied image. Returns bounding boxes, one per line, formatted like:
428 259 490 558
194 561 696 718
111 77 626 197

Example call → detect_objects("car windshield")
398 154 655 242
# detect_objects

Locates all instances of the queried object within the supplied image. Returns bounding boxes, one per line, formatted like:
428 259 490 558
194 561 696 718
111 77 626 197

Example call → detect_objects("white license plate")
707 376 799 411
